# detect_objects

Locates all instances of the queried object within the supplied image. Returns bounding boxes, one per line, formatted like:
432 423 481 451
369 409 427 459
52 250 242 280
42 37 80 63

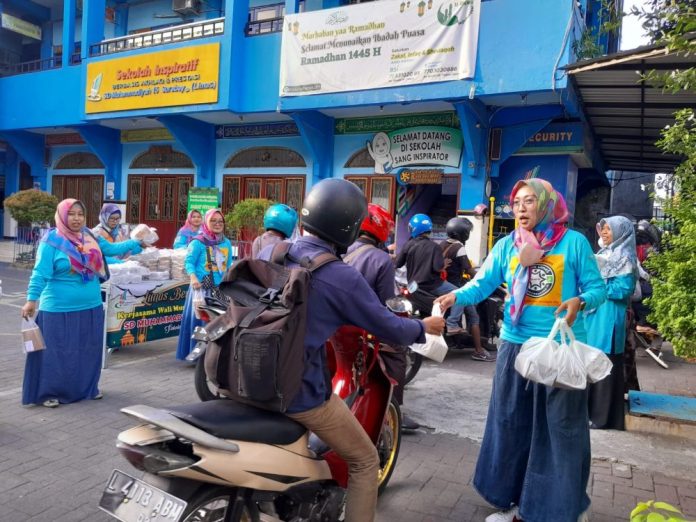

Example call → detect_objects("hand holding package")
409 303 448 363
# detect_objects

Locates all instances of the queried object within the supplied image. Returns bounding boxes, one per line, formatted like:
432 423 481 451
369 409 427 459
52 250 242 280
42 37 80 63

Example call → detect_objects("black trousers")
588 352 625 430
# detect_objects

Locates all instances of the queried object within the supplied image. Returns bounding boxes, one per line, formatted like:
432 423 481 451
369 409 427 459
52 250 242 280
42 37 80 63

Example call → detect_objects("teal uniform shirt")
95 235 142 265
184 238 234 285
453 230 606 344
584 273 635 354
27 238 141 312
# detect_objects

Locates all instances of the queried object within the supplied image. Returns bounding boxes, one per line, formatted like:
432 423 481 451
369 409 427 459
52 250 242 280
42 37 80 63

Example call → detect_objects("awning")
567 42 696 173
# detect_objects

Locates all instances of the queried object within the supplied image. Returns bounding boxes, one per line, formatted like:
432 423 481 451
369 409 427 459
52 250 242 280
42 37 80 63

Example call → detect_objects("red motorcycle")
97 299 407 522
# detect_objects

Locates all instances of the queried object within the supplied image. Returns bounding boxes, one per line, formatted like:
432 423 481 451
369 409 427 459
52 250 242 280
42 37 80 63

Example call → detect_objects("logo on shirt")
527 263 555 298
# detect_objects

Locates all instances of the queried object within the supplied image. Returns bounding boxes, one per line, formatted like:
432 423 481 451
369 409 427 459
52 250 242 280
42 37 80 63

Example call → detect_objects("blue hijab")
596 216 638 279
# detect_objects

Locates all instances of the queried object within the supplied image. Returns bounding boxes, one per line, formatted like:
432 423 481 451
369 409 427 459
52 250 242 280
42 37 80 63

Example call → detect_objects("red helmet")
360 204 394 243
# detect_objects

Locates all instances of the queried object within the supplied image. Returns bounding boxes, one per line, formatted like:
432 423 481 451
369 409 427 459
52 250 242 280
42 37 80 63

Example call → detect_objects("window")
345 175 395 214
222 176 306 213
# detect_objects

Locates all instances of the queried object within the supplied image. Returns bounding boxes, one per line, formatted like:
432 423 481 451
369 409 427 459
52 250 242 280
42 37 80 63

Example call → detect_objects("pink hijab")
509 178 569 324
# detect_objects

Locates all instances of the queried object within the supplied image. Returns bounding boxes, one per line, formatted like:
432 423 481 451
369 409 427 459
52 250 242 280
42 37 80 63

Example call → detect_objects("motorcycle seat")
167 400 306 445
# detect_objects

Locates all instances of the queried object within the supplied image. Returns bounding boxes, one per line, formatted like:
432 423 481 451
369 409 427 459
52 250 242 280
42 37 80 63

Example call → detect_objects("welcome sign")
367 126 463 173
280 0 481 96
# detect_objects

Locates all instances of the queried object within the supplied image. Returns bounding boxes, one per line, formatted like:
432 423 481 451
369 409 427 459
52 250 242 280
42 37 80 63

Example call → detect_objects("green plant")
3 189 58 226
224 198 272 239
630 500 689 521
572 0 623 60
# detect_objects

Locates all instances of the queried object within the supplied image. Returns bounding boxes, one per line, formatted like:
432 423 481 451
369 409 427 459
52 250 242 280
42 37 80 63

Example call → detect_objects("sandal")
42 399 59 408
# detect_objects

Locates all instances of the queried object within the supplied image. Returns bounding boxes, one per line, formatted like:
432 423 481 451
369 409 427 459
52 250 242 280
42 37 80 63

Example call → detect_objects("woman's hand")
422 316 446 336
555 297 582 326
21 301 36 319
190 275 202 290
434 293 457 313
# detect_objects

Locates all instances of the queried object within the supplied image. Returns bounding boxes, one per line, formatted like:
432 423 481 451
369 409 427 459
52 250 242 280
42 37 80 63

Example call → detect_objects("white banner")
280 0 480 96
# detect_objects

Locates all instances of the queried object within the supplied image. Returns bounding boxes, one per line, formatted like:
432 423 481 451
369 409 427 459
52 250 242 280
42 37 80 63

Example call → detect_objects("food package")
130 224 159 246
21 317 45 353
170 249 188 281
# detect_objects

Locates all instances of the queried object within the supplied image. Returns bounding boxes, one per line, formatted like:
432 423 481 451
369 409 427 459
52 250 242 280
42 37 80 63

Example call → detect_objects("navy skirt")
22 305 104 405
175 287 205 361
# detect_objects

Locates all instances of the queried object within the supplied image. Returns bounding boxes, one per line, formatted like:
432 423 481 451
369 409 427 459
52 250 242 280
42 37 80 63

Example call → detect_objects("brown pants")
288 394 380 522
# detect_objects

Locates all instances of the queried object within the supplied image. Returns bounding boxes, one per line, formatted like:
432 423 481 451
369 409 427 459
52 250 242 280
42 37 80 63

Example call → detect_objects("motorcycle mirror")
407 280 419 294
386 296 413 314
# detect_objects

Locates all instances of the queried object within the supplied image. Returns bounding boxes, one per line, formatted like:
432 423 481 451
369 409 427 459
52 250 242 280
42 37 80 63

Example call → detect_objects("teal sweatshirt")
27 239 141 312
184 238 233 285
453 230 606 344
95 235 142 265
584 273 635 354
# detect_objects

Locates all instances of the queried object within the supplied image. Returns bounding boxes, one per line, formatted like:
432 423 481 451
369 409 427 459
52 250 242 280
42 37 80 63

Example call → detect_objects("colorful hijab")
509 178 569 324
595 216 638 280
177 210 202 243
44 199 107 282
193 209 227 272
96 203 122 241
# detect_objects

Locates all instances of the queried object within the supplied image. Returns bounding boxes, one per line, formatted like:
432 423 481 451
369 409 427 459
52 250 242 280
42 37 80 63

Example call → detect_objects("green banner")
105 280 188 348
187 187 220 214
335 112 459 134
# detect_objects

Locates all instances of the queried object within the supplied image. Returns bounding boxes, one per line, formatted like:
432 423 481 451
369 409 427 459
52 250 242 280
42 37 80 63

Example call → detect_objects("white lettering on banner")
280 0 481 96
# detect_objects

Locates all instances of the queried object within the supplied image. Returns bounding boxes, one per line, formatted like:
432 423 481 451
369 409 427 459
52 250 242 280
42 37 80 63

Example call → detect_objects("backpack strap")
342 243 375 264
304 252 339 272
270 241 292 265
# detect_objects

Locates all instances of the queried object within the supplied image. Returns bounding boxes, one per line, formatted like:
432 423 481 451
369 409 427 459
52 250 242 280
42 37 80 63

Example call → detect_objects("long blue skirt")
22 305 104 405
175 288 205 361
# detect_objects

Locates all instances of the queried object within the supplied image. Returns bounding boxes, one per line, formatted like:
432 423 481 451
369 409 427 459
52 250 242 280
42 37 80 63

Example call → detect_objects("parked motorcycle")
98 298 409 522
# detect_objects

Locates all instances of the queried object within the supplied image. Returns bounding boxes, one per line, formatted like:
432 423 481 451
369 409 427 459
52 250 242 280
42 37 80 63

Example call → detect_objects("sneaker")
401 414 420 431
446 327 466 336
472 349 496 362
485 506 519 522
42 399 59 408
578 508 590 522
93 392 103 400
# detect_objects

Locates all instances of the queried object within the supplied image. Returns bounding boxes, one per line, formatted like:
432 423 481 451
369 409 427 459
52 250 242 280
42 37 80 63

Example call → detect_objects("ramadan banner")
279 0 481 96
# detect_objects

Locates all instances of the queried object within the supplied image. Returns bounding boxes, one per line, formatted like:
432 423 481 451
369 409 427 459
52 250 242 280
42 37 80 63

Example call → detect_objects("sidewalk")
0 262 694 522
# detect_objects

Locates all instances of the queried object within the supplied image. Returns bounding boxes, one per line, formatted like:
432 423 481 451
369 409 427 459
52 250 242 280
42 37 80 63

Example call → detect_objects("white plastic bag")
553 321 587 390
409 304 448 363
514 319 562 387
563 324 612 384
192 288 206 320
130 224 159 246
21 317 45 353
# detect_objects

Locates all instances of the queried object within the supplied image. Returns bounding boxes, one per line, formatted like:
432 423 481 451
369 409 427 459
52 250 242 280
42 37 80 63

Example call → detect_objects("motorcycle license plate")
99 469 187 522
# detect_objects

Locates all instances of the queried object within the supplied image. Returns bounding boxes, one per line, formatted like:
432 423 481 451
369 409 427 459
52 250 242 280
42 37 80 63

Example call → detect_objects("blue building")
0 0 622 254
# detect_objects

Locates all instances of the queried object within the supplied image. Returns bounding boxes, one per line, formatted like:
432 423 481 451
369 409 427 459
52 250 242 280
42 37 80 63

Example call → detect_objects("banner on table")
105 280 188 348
367 126 462 173
280 0 480 96
86 43 220 114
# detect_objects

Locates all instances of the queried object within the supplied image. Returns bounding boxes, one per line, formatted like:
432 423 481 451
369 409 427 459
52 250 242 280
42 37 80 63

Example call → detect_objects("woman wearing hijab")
20 199 143 408
585 216 638 430
173 209 203 249
436 178 606 522
92 203 142 264
176 209 233 360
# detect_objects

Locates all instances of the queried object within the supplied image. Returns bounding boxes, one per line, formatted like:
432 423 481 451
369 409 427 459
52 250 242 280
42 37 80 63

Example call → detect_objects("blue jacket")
184 238 233 285
584 273 635 354
259 236 425 413
454 230 606 344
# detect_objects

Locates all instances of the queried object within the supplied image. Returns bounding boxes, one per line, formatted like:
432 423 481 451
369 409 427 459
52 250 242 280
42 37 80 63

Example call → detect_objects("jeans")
473 342 591 522
288 394 380 522
432 280 464 329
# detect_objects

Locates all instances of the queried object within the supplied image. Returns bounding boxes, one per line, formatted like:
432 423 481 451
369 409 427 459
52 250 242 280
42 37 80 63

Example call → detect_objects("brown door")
221 175 306 214
52 175 104 228
126 175 193 247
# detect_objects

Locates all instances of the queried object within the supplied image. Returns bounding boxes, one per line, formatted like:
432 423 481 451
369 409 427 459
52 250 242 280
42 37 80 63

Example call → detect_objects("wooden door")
51 175 104 227
221 175 306 214
127 174 193 247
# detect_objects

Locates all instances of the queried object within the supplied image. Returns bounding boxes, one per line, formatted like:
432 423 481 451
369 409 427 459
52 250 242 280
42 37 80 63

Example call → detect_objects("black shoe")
401 414 420 431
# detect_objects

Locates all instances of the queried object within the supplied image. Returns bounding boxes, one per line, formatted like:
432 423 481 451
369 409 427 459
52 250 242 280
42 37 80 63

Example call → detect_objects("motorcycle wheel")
377 398 402 494
194 356 222 402
181 487 256 522
404 349 423 385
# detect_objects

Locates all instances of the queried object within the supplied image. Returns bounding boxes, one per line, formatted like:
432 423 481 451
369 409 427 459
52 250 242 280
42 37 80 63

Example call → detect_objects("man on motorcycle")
251 203 298 258
344 203 419 430
441 216 495 362
395 213 464 333
258 179 445 522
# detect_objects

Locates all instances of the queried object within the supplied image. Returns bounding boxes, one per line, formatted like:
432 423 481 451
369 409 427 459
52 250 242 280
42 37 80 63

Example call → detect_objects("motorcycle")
98 298 410 522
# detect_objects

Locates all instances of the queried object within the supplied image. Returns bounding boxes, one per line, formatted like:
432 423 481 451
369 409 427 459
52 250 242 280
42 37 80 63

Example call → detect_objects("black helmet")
301 179 368 250
635 219 661 247
446 217 474 243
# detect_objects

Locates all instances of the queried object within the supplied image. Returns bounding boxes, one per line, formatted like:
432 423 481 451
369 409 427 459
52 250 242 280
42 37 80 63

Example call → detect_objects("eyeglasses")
512 197 538 210
209 219 224 225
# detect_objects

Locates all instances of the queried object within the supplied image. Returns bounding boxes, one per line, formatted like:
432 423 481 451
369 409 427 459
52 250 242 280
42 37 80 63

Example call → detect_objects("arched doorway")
52 152 105 227
127 146 194 246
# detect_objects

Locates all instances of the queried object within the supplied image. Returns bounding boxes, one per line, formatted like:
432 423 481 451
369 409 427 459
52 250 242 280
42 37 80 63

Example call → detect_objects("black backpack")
203 242 337 412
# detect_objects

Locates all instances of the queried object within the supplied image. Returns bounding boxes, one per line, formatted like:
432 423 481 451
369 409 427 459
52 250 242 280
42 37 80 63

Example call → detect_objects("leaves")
224 198 272 238
3 189 58 226
630 499 688 522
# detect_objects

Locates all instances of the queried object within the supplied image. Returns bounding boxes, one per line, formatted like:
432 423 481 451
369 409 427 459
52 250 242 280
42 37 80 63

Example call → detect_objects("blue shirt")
27 238 140 312
584 273 635 354
95 234 142 265
454 230 606 344
344 238 396 305
184 238 234 285
259 236 425 413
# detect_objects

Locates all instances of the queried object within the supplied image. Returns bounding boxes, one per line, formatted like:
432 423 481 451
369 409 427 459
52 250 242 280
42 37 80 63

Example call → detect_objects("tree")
3 189 58 226
636 1 696 358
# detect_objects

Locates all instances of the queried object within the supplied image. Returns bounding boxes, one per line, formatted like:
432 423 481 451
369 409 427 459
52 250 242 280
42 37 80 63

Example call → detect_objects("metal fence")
13 227 46 265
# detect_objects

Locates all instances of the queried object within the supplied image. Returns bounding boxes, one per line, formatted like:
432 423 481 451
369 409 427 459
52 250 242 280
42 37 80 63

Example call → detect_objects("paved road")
0 264 694 522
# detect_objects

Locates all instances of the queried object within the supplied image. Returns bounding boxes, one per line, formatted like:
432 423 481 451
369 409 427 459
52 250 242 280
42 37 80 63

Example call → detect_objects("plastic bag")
192 288 206 320
564 324 612 384
21 317 45 353
553 321 587 390
130 224 159 246
409 303 448 363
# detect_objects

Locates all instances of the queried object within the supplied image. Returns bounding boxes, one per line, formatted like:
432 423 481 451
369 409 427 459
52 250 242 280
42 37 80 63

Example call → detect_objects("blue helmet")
408 214 433 238
264 204 298 238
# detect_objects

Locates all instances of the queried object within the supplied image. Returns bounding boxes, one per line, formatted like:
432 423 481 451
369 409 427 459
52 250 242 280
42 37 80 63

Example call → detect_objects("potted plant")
3 189 58 264
224 198 272 258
